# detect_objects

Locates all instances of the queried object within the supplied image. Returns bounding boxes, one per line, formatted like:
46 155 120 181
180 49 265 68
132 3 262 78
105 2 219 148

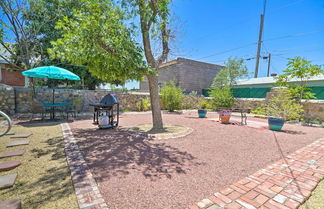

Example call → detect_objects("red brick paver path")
190 136 324 209
61 123 108 209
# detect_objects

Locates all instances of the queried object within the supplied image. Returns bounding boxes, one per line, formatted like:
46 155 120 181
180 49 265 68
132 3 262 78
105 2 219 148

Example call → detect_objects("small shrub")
188 91 198 96
122 108 131 112
136 98 151 112
254 88 304 121
210 87 234 110
160 81 184 112
199 101 211 109
251 106 266 115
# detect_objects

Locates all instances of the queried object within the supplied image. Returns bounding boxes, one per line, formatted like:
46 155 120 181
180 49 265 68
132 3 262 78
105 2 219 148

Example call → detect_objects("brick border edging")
61 123 108 209
189 137 324 209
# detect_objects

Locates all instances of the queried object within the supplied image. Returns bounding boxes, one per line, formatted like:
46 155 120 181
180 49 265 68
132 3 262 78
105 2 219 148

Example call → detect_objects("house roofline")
158 57 224 69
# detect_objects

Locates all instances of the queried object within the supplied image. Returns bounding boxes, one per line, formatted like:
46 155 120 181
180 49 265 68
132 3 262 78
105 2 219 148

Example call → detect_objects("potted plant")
198 101 210 118
258 88 304 131
211 87 234 124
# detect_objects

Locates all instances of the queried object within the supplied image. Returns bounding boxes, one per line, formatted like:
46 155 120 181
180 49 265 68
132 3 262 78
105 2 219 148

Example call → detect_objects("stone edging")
61 123 108 209
149 127 194 140
122 125 194 140
188 137 324 209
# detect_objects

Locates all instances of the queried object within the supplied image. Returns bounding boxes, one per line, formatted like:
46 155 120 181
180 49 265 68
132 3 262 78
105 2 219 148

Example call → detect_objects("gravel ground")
69 112 324 209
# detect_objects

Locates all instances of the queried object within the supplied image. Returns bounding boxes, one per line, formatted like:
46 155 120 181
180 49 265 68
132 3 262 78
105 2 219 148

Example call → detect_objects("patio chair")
30 101 46 120
66 97 83 120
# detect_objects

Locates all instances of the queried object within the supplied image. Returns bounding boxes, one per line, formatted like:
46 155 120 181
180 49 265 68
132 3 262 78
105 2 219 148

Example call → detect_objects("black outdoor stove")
89 94 119 128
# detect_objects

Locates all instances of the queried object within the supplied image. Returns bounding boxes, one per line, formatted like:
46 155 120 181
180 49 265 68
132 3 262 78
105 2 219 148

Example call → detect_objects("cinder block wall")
177 59 221 94
140 58 223 94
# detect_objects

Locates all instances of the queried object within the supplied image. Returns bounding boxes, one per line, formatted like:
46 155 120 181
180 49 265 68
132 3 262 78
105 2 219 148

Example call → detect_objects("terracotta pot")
219 109 231 124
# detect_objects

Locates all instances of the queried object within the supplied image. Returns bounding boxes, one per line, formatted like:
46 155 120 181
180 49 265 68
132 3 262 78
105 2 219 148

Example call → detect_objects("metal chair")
66 97 83 120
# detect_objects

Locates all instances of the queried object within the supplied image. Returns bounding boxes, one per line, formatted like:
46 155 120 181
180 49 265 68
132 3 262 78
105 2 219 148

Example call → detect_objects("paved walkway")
189 136 324 209
208 117 268 130
61 123 108 209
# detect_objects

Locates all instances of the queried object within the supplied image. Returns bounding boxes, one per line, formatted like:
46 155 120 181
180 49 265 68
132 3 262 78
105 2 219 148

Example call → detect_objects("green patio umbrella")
22 66 81 103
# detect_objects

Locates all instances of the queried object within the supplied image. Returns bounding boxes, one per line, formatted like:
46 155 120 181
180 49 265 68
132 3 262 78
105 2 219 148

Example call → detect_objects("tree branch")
156 22 170 66
137 0 156 68
0 54 24 70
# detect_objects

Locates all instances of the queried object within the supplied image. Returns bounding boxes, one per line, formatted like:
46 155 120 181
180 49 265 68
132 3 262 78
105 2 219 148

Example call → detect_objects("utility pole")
267 53 271 77
254 0 267 78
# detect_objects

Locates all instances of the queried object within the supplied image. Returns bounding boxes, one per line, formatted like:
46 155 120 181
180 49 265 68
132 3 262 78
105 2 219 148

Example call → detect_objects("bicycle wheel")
0 111 12 137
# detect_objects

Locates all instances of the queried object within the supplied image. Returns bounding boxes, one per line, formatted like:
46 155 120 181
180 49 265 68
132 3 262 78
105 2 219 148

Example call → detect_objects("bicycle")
0 110 12 137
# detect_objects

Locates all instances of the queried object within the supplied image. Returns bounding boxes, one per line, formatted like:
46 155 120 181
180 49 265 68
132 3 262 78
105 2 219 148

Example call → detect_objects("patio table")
42 103 71 120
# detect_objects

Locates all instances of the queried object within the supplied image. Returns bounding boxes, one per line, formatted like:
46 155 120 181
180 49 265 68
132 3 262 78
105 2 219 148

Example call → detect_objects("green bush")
160 81 184 112
210 87 234 110
251 106 266 115
252 88 304 121
199 101 211 109
136 98 151 112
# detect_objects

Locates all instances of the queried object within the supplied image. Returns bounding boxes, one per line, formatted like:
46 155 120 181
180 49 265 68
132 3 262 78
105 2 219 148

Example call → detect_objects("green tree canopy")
275 57 324 100
211 57 248 89
48 0 148 84
48 0 172 130
0 0 105 89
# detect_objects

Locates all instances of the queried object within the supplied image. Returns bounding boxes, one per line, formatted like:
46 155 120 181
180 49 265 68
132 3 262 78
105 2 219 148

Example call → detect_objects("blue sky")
127 0 324 89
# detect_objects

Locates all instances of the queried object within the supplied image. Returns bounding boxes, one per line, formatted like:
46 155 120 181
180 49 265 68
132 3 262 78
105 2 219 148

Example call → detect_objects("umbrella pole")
52 88 55 119
52 88 55 104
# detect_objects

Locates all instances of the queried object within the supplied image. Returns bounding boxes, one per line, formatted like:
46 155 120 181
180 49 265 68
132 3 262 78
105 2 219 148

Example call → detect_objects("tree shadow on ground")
15 120 62 127
15 136 76 209
73 128 204 182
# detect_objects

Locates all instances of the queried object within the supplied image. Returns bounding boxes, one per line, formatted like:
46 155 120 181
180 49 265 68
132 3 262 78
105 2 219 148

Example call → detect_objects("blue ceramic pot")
198 109 207 118
268 118 285 131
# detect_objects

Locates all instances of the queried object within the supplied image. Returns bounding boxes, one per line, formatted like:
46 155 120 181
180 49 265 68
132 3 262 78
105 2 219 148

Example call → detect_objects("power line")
196 29 324 61
197 42 257 60
269 0 305 14
272 47 324 56
264 29 324 42
271 43 319 52
187 0 304 42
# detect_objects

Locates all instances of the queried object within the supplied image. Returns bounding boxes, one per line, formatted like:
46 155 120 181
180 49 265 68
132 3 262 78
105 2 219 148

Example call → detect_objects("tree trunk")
146 73 163 130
